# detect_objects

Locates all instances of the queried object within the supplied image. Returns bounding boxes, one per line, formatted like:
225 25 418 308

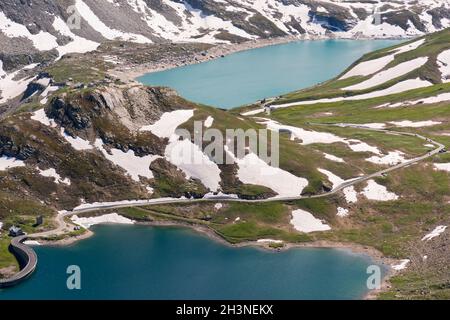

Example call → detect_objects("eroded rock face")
46 85 178 157
0 83 203 210
49 97 92 130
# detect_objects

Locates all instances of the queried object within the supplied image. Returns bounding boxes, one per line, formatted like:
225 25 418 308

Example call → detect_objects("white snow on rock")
94 139 160 181
30 109 57 127
0 12 99 58
71 213 135 229
214 203 223 210
72 198 177 211
362 180 399 201
165 137 222 192
389 120 442 128
140 109 194 138
343 186 358 204
52 16 100 57
391 39 426 55
379 92 450 108
337 207 349 217
260 118 382 155
135 0 254 43
434 163 450 172
0 156 25 171
37 167 71 185
273 78 433 108
224 146 308 197
0 67 37 104
241 108 265 116
40 86 60 104
437 49 450 83
366 151 407 166
261 118 347 145
257 239 283 244
323 153 344 163
340 55 395 80
421 225 447 241
204 116 214 128
343 57 429 91
392 259 410 271
0 60 6 78
290 209 331 233
61 129 93 151
74 0 152 44
346 139 382 155
340 39 426 80
0 11 58 51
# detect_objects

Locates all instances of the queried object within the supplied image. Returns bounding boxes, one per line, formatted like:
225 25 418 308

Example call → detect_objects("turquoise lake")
138 39 400 108
0 225 384 300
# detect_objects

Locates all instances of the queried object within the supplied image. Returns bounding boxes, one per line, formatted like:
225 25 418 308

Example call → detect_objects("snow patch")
434 163 450 172
52 16 100 57
165 137 222 192
94 139 160 181
74 0 152 44
274 78 433 107
204 116 214 128
366 151 407 166
362 180 399 201
140 110 194 138
71 213 135 229
343 57 429 91
225 146 308 197
389 120 442 128
437 49 450 82
31 109 57 127
343 186 358 204
257 239 283 244
61 129 93 151
37 167 71 185
337 207 349 217
392 259 410 271
290 209 331 233
323 153 344 163
0 156 25 171
422 225 447 241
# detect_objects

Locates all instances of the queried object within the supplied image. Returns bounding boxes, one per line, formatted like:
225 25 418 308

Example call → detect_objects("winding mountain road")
27 123 446 239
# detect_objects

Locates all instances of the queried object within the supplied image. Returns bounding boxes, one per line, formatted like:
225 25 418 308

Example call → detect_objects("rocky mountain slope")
1 0 450 72
2 0 450 105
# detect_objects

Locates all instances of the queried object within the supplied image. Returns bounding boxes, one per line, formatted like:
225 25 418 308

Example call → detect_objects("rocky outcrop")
150 158 209 198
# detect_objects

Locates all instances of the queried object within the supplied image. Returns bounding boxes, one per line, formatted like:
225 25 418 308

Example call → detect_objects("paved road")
26 123 445 239
0 236 38 288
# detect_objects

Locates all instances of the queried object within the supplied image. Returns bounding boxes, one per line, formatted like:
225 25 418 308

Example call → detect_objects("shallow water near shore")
0 225 385 300
138 39 400 108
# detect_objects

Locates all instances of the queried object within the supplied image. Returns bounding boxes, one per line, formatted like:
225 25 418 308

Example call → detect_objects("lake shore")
110 34 410 84
33 217 398 299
